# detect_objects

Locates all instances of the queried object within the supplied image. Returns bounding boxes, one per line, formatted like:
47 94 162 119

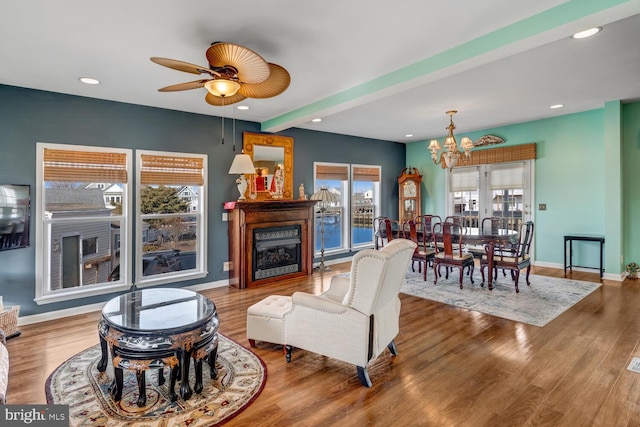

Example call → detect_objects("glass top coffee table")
97 288 219 406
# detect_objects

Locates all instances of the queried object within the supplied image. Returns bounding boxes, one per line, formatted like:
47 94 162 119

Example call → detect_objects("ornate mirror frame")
243 132 294 200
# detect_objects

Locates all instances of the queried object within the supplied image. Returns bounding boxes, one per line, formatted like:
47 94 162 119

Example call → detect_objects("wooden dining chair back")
382 218 400 247
401 219 435 281
444 215 468 234
480 221 534 292
432 222 475 288
481 217 508 235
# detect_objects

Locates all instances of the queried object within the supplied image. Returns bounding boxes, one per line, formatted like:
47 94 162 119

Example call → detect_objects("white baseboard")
533 260 622 282
18 278 231 327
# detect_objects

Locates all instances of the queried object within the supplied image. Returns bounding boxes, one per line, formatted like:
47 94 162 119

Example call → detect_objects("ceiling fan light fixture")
205 79 241 97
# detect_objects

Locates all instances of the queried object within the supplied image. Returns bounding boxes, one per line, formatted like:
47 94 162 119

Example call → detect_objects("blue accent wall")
0 84 405 316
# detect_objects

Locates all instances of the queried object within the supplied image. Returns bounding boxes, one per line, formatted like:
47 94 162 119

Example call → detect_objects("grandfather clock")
398 166 422 223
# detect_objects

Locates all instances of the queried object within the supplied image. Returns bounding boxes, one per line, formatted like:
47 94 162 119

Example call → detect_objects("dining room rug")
400 267 601 327
45 333 266 427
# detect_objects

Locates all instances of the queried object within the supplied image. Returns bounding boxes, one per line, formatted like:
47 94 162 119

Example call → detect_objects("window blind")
140 154 204 186
450 167 479 192
352 166 380 182
316 164 349 181
43 148 128 183
489 163 524 189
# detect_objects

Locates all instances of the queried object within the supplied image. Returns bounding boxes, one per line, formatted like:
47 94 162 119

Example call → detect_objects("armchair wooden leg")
387 340 398 356
357 366 372 388
285 345 293 363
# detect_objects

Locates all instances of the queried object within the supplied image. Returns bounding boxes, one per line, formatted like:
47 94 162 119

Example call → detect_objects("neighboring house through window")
35 143 132 304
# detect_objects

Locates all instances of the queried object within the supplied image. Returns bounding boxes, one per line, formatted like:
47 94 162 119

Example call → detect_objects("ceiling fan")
150 42 290 106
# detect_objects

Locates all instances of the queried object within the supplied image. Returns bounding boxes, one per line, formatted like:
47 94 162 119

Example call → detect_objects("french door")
446 161 533 233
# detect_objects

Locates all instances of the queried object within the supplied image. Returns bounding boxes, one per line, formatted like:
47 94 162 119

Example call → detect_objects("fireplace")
253 225 301 280
227 200 316 289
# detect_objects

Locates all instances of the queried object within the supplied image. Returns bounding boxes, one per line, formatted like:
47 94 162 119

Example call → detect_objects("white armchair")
282 238 416 387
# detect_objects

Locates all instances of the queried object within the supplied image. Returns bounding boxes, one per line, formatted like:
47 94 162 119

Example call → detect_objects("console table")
564 234 605 278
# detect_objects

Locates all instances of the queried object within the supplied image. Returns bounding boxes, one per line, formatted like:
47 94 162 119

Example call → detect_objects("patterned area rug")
400 267 601 327
45 334 266 427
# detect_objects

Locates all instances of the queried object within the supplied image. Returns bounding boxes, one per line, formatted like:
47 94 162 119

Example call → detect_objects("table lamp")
228 154 256 201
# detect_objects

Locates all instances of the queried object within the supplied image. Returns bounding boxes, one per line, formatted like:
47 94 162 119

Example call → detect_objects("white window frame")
35 143 132 304
446 160 535 255
134 150 208 287
313 162 381 257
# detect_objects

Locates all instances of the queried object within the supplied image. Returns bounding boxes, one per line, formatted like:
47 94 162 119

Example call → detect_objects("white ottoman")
247 295 292 347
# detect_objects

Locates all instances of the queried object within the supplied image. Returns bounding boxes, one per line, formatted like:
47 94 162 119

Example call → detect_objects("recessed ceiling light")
571 27 602 39
550 104 564 109
237 105 250 110
311 118 322 123
79 77 100 85
405 134 414 138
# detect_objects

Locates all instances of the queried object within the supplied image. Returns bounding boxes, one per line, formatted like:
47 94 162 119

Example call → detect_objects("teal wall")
623 102 640 266
407 102 640 276
0 84 405 316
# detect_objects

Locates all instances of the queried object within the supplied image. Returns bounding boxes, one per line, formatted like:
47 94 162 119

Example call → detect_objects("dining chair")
401 219 435 281
382 218 400 247
432 222 475 289
481 216 509 235
373 216 389 249
444 215 468 234
480 221 534 292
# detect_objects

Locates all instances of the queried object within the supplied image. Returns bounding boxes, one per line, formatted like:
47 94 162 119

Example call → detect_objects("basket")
0 306 19 337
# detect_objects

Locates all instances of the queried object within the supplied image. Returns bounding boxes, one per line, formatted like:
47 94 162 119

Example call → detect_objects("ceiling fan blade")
238 63 291 98
206 42 270 84
150 57 218 76
205 91 246 106
158 79 210 92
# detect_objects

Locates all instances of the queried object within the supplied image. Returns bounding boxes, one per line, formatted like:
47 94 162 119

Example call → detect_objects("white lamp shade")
228 154 256 175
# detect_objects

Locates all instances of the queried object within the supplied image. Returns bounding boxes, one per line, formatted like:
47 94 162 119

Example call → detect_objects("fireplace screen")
253 225 302 280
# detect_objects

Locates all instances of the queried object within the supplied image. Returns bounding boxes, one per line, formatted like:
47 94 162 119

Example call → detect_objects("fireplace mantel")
227 200 316 289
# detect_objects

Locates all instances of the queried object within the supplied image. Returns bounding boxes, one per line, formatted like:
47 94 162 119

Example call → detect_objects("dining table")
387 220 519 290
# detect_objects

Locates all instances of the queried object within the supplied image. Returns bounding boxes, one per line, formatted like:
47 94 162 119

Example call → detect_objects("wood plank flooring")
6 264 640 426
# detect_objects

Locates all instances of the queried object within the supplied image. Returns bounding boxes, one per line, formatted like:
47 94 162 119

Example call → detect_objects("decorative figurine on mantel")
271 165 284 199
298 183 307 200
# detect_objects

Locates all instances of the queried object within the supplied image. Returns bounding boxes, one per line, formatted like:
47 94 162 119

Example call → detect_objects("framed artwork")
0 184 30 251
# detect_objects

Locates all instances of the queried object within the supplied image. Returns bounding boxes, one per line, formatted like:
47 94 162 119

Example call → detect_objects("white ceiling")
1 1 639 143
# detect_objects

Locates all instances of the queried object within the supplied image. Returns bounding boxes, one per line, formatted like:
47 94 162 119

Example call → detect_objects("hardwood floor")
6 264 640 426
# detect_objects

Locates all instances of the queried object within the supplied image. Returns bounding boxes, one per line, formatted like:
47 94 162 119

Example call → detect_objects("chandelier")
428 110 474 169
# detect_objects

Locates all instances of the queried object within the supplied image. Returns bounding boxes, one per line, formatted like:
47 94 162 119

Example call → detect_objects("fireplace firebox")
253 225 301 280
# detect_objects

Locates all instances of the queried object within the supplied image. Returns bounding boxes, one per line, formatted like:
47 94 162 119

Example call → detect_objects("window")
82 237 98 256
313 162 381 256
36 143 132 304
447 161 533 232
136 151 207 286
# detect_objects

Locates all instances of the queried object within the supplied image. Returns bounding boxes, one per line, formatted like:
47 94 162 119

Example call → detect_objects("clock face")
403 180 417 197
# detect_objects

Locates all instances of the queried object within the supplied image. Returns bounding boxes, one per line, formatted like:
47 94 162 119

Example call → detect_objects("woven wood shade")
140 154 204 186
353 166 380 182
316 164 349 181
44 148 128 183
444 143 537 168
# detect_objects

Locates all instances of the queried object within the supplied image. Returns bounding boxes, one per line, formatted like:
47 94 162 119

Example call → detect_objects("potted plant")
626 262 640 279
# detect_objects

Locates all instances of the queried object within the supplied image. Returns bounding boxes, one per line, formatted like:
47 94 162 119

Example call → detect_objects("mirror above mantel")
243 132 294 200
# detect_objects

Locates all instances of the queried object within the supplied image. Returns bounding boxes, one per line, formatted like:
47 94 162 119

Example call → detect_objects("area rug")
45 334 266 427
400 267 601 327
